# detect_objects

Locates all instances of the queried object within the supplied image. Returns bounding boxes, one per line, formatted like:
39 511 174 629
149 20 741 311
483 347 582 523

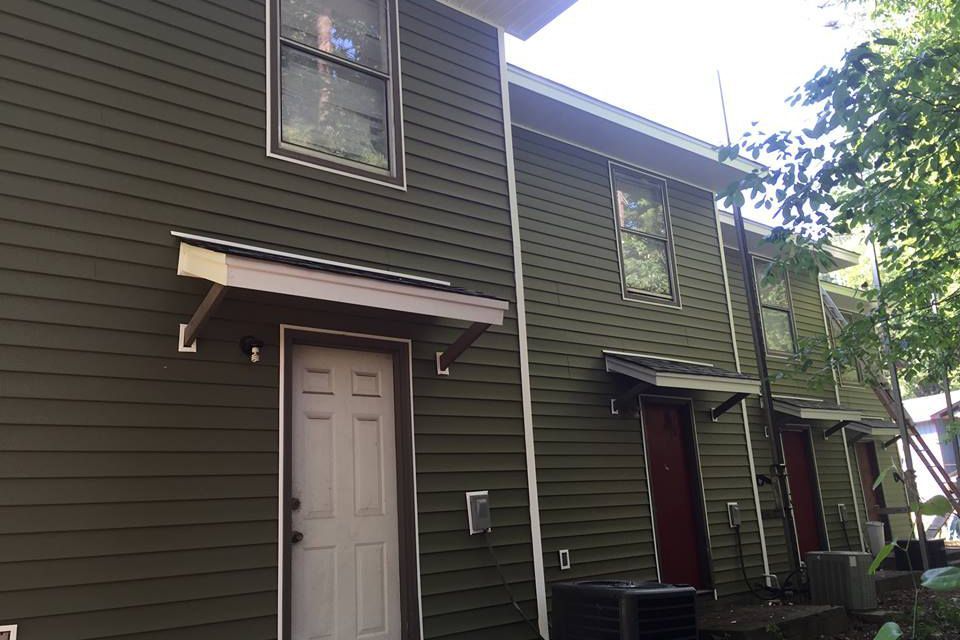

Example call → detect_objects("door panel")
855 440 891 537
781 430 823 559
291 345 401 640
642 401 709 589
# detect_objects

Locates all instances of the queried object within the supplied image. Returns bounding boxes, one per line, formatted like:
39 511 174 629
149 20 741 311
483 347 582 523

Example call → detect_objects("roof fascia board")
508 66 764 176
177 243 508 325
717 211 860 270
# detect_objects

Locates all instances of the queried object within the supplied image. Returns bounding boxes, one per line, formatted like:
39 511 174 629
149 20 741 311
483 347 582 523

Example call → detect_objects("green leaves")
874 465 897 490
873 622 903 640
920 566 960 591
917 495 953 517
869 542 898 575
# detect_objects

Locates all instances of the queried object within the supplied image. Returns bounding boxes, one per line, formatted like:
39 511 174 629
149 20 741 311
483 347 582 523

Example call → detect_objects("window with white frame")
611 165 679 305
269 0 404 186
753 257 797 354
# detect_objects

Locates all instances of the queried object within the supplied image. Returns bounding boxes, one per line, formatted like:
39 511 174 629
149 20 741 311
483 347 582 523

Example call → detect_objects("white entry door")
291 345 402 640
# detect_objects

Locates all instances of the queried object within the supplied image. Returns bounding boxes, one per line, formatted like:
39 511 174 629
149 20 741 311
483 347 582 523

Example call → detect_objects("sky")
506 0 874 222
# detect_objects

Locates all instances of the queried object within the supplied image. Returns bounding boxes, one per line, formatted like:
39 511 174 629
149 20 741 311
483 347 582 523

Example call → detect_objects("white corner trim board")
176 241 508 326
498 27 549 639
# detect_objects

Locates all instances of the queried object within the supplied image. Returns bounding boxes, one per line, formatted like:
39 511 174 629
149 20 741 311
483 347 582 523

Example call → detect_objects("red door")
643 402 708 589
856 441 891 535
781 430 823 559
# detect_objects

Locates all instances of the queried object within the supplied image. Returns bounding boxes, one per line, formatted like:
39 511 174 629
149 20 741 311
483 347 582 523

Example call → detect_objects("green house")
0 1 911 639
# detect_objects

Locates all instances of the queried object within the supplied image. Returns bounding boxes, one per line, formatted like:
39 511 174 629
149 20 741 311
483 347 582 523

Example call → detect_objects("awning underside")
172 232 508 374
604 352 760 419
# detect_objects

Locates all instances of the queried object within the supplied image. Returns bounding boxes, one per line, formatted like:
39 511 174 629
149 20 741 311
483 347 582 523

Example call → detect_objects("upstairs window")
268 0 404 187
611 165 680 305
753 257 797 354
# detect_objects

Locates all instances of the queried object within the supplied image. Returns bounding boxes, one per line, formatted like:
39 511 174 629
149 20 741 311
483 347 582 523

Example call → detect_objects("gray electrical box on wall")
466 491 491 535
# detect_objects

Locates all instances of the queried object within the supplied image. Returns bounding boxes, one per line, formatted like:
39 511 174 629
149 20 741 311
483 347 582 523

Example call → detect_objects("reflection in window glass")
281 0 388 71
622 233 671 296
754 257 796 353
281 45 389 169
762 307 795 353
612 168 677 302
272 0 399 180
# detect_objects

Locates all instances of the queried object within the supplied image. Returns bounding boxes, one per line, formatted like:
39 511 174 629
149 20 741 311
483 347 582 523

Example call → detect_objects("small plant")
867 486 960 639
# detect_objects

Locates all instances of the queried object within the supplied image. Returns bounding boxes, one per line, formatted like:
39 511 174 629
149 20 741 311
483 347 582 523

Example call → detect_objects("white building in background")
903 391 959 501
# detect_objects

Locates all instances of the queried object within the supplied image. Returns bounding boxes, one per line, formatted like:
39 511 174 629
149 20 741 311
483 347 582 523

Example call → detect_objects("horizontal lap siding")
0 1 537 639
831 319 911 540
726 249 863 572
514 129 764 599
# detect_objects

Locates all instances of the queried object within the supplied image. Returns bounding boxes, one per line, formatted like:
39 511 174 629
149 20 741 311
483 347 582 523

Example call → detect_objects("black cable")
483 533 547 640
734 525 781 601
841 519 852 551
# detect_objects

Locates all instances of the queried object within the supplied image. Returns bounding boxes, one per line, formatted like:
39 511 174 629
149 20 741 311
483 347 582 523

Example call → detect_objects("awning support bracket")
179 283 228 352
436 322 491 375
610 381 651 416
823 420 852 440
883 434 902 449
711 392 749 422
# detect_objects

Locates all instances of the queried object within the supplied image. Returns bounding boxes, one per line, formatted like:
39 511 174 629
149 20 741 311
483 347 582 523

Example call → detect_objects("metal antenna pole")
717 71 802 572
871 241 929 569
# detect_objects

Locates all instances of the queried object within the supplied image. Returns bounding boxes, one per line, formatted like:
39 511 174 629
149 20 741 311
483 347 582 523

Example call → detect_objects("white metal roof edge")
175 239 508 325
507 65 766 176
171 230 451 286
717 211 861 268
434 0 577 40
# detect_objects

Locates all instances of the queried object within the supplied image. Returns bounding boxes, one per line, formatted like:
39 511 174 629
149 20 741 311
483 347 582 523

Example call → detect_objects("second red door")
781 430 824 559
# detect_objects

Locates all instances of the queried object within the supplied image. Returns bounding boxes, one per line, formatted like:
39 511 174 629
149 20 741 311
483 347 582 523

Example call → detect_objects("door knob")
291 531 304 544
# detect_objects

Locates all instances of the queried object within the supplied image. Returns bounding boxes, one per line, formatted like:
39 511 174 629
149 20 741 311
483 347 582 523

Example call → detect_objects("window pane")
622 233 671 297
615 175 667 236
754 261 789 308
762 307 795 352
281 0 388 72
841 364 861 384
281 45 389 170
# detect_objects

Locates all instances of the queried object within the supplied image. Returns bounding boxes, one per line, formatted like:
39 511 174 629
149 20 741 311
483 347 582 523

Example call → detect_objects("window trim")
265 0 407 190
752 255 798 355
609 162 682 308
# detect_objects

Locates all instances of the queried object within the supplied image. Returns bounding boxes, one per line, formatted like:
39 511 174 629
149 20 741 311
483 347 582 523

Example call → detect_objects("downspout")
498 30 549 637
718 75 802 572
715 202 771 582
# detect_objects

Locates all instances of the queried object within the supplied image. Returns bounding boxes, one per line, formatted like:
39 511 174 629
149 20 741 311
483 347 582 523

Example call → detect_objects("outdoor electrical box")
559 549 571 571
466 491 491 535
838 503 848 523
727 502 742 529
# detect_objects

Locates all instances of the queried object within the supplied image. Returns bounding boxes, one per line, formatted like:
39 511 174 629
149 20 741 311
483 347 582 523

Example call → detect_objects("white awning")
172 232 508 374
175 233 508 326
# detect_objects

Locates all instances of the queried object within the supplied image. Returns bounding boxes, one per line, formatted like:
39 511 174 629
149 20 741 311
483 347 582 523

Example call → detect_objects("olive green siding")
513 128 765 598
725 250 897 571
0 1 539 638
826 305 913 541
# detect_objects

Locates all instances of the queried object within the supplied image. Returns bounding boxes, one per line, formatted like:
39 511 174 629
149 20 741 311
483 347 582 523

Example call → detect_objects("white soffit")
508 66 766 193
436 0 578 39
176 242 508 326
717 210 860 271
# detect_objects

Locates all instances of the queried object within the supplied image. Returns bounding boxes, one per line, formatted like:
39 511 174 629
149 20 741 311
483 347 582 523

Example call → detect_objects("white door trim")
278 324 423 640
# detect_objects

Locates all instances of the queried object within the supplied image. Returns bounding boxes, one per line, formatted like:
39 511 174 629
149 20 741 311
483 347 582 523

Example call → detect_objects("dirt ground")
836 589 960 640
